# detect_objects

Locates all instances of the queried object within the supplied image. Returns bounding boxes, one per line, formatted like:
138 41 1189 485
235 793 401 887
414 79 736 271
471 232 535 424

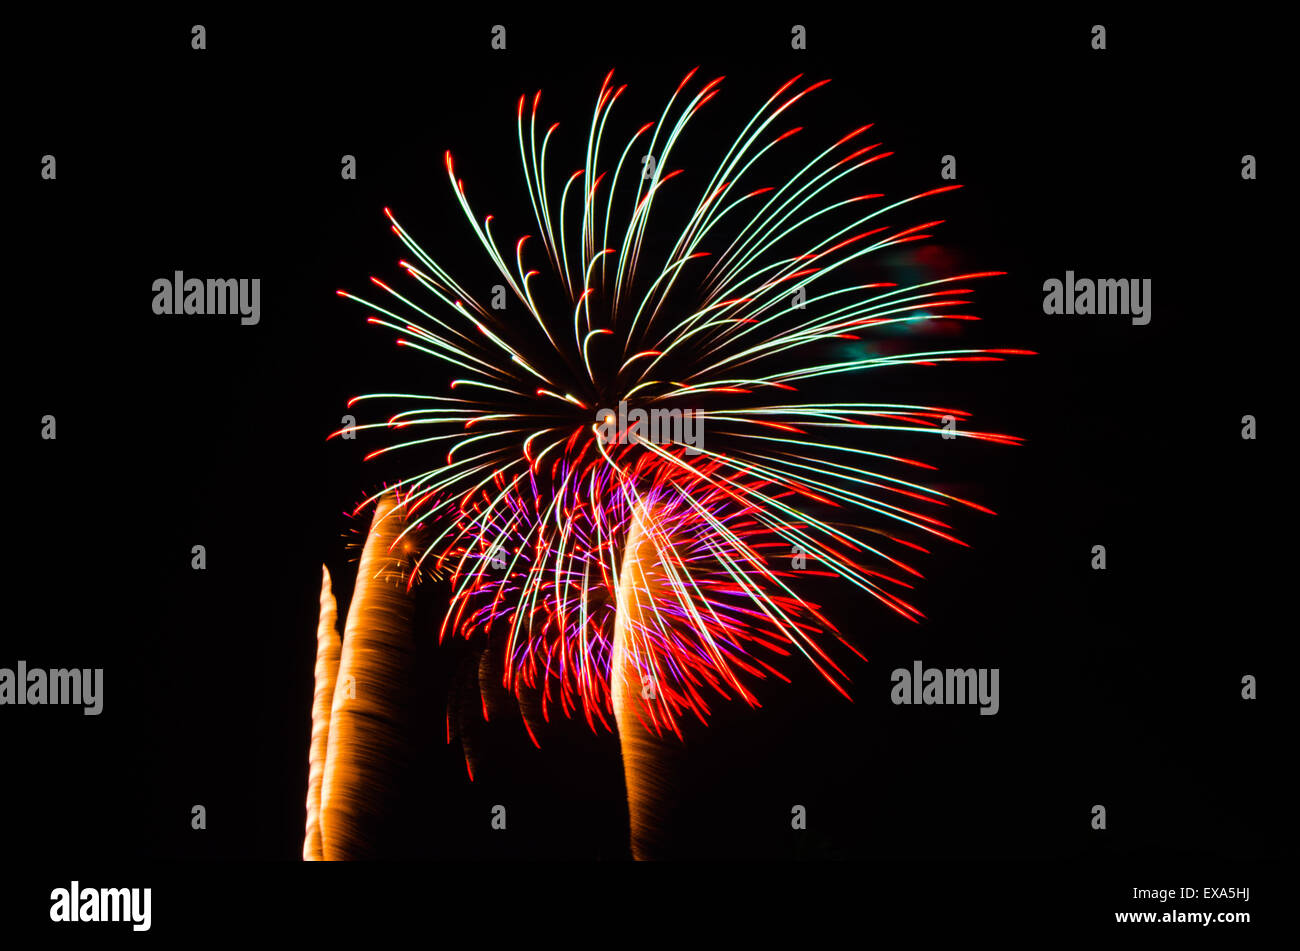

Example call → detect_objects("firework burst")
332 69 1030 742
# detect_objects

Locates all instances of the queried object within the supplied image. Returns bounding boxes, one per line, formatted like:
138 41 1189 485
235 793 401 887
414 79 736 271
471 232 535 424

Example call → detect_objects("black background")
9 8 1283 936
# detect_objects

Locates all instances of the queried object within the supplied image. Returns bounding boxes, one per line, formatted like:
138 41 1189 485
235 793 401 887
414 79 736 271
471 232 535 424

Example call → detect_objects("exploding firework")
332 69 1029 747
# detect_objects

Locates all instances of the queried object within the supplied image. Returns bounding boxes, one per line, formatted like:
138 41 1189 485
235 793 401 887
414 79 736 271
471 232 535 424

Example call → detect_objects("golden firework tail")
611 500 685 860
304 565 341 861
317 494 418 860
